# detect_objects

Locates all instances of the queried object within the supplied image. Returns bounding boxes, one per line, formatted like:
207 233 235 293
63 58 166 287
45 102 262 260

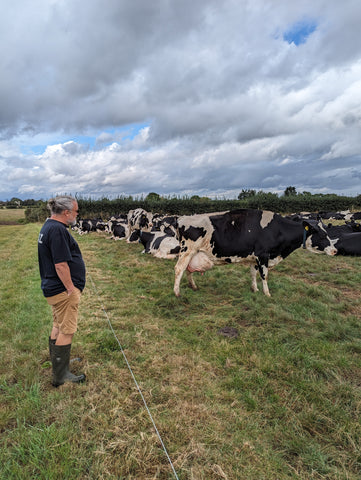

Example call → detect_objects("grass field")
0 215 361 479
0 208 26 224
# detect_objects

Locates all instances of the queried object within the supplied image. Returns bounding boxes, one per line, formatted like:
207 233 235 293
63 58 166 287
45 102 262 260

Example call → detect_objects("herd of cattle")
73 208 361 297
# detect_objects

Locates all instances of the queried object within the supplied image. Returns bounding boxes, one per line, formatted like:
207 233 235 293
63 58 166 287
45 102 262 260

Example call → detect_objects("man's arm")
54 262 75 295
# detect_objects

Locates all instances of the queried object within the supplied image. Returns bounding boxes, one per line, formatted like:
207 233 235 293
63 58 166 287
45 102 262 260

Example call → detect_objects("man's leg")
48 290 85 386
50 325 59 341
55 332 74 345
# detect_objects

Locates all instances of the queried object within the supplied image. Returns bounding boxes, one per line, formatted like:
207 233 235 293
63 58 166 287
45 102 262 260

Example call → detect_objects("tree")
145 192 160 201
238 189 256 200
284 186 297 197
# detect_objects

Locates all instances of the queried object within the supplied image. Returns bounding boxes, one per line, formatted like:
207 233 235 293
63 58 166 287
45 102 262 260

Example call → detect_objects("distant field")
0 208 26 224
1 223 361 479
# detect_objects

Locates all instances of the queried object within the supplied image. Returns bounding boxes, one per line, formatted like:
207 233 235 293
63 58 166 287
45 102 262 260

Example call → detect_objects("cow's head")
302 220 337 255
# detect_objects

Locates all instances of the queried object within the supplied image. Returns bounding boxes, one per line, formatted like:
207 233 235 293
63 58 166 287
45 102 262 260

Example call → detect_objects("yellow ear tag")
305 226 309 231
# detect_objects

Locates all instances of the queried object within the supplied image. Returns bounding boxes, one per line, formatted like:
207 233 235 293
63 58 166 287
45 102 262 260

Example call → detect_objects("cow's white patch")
260 211 274 229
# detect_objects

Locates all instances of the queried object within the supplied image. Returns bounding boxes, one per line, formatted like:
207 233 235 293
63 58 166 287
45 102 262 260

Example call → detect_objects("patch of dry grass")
0 208 25 224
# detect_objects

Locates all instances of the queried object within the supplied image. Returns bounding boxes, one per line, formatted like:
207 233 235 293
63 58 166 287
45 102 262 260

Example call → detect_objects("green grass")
0 221 361 479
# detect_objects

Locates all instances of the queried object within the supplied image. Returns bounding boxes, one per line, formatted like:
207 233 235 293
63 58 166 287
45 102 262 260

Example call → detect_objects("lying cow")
74 218 104 235
139 229 180 259
174 209 337 297
324 227 361 256
106 216 129 240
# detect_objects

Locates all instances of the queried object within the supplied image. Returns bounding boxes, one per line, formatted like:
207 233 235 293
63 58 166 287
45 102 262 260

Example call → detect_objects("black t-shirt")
38 219 86 297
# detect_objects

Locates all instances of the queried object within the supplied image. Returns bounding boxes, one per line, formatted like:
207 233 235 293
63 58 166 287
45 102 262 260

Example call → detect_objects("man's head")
48 195 79 226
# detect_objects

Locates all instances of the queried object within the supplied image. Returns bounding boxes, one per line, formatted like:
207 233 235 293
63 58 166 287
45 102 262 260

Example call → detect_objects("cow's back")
177 209 280 260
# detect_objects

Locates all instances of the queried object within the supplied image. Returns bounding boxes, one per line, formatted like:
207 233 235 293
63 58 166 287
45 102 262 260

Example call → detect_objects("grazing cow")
174 209 337 297
139 229 180 259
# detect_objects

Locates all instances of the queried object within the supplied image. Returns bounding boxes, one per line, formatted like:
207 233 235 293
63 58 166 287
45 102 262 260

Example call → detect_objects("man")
38 195 86 387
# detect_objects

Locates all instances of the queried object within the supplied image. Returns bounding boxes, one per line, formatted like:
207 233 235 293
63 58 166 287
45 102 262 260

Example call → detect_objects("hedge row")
24 193 361 223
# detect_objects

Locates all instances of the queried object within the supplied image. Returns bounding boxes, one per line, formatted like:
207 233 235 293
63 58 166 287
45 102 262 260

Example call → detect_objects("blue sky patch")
20 122 150 155
283 19 317 46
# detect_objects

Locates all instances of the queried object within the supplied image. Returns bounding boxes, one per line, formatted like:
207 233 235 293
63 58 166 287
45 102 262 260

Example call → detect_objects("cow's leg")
250 265 259 292
259 264 271 297
186 270 198 291
174 254 193 297
252 261 271 296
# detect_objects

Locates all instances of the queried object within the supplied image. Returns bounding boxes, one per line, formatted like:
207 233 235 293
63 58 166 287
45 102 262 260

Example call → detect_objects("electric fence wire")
88 273 180 480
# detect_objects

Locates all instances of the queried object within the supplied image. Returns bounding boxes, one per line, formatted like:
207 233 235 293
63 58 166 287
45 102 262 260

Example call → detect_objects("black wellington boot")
51 344 86 387
49 337 81 364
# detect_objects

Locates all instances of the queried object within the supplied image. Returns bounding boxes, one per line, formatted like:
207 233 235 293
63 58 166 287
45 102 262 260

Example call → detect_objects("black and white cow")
75 218 105 235
333 233 361 256
151 214 178 235
138 229 180 259
323 223 361 256
174 209 337 297
106 216 129 240
127 208 153 238
351 212 361 220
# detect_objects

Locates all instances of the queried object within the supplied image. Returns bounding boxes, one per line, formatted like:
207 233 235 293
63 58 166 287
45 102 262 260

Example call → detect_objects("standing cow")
174 209 337 297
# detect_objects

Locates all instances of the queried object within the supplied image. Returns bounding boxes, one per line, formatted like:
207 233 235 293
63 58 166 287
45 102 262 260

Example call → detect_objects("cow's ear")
302 220 312 231
303 219 319 234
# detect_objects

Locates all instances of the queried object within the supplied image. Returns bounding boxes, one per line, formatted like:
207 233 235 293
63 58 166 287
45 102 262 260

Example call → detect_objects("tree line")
16 188 361 223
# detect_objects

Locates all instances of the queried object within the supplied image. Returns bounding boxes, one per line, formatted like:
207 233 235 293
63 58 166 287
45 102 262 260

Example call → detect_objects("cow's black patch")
152 235 166 250
209 209 264 258
113 224 125 237
179 225 207 242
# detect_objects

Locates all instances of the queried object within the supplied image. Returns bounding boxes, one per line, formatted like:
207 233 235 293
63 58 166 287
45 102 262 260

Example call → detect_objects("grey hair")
47 195 76 215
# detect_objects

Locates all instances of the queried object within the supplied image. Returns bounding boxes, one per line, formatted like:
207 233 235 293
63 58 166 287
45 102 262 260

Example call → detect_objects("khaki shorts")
46 288 82 335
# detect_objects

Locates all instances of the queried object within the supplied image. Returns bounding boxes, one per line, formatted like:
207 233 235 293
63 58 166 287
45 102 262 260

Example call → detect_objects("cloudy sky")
1 0 361 200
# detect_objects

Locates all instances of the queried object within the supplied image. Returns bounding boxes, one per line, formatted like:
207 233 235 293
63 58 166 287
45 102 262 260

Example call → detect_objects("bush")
23 192 361 222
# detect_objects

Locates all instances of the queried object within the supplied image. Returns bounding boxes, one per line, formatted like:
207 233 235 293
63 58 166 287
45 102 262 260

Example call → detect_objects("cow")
110 222 129 240
138 229 180 259
333 233 361 256
173 209 337 297
323 223 361 256
74 218 104 235
127 208 153 240
106 216 130 240
151 214 178 234
319 211 347 221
